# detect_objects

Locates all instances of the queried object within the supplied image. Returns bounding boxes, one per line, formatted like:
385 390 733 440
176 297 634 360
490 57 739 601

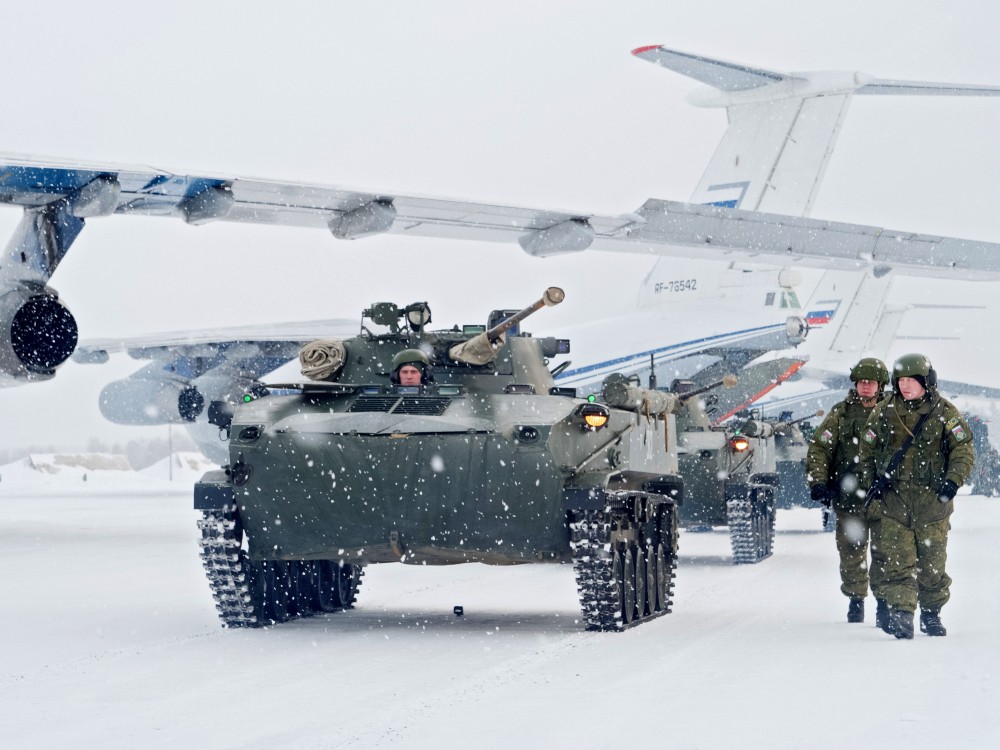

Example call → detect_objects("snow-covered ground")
2 477 997 749
0 453 216 495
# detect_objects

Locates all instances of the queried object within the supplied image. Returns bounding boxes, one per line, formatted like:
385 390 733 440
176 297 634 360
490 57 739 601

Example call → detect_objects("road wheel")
622 547 637 624
634 545 648 618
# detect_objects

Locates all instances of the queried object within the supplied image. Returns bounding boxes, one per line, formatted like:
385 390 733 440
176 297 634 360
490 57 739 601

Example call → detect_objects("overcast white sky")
2 0 1000 450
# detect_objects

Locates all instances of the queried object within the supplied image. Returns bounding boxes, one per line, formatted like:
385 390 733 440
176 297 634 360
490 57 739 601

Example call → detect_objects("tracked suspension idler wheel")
197 505 364 628
726 483 776 564
569 491 679 632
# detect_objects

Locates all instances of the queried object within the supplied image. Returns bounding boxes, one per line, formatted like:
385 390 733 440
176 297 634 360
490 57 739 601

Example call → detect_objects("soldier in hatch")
806 358 889 626
391 349 433 386
858 353 974 640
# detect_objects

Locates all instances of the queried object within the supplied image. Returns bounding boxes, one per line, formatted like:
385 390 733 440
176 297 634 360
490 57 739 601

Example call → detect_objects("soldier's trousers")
876 516 952 613
835 508 885 599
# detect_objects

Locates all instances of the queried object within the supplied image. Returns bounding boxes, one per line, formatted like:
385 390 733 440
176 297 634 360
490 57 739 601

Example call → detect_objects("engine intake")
0 287 78 382
99 366 206 425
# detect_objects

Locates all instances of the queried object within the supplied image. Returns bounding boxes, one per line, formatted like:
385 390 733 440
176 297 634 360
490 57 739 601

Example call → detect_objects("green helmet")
850 357 888 386
390 348 432 383
892 353 936 387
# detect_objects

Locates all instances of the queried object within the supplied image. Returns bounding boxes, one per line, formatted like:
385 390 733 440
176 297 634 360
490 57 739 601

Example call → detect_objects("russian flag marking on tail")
806 305 838 326
701 181 749 209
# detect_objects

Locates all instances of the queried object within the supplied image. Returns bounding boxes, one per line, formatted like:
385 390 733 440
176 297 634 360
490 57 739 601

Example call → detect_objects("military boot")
875 599 889 630
919 609 947 637
847 598 865 623
885 609 914 640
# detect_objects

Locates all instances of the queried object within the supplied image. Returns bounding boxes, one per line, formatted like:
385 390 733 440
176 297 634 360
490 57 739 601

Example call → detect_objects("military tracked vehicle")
195 288 683 632
769 411 834 531
967 415 1000 497
670 381 779 564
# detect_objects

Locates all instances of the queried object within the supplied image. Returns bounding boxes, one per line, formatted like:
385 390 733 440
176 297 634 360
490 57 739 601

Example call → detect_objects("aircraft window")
781 291 801 309
765 292 775 306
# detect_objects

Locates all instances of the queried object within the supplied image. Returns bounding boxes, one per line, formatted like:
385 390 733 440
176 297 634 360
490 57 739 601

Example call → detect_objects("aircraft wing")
72 318 357 363
705 358 808 423
2 156 999 280
71 319 355 464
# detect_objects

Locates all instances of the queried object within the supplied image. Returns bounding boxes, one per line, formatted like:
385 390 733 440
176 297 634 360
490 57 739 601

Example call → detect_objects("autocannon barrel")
674 374 738 402
736 418 775 438
449 287 565 365
602 374 680 414
485 286 565 343
781 409 824 427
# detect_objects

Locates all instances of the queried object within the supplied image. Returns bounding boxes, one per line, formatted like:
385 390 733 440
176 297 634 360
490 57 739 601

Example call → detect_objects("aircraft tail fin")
632 46 1000 218
788 269 900 376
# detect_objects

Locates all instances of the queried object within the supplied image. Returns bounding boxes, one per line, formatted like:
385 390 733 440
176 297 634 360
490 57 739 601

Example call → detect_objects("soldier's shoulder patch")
950 423 969 442
817 429 833 444
944 417 960 431
863 428 877 445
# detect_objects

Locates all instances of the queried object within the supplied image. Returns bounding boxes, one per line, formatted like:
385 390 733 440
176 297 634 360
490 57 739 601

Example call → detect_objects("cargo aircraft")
2 45 999 461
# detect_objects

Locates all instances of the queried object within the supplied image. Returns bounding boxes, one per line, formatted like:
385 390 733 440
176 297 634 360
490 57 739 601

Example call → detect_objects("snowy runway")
2 488 998 749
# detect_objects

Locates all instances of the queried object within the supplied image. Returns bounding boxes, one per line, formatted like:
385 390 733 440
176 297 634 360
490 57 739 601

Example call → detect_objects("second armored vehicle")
195 289 684 632
769 410 834 531
670 381 780 564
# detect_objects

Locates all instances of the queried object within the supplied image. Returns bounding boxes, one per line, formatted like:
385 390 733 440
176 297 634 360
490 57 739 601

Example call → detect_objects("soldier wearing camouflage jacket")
858 353 974 639
806 358 888 625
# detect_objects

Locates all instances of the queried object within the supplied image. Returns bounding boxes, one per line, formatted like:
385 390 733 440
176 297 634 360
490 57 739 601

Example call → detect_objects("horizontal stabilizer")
632 45 1000 99
633 44 1000 215
631 46 792 91
858 79 1000 97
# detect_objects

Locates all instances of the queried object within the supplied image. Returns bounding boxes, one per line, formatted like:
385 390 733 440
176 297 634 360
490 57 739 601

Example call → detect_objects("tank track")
569 491 679 632
197 505 363 628
726 483 776 564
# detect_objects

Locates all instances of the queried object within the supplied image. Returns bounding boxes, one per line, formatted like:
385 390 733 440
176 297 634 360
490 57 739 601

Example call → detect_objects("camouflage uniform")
858 391 974 614
806 391 886 600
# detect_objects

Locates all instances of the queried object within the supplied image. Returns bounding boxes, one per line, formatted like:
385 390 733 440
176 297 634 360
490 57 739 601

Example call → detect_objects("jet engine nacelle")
99 366 205 425
785 316 808 345
0 285 78 386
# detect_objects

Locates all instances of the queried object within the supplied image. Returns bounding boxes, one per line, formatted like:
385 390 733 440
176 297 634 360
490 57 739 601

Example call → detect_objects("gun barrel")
792 409 824 425
677 374 738 401
450 287 564 365
486 286 564 342
603 374 680 414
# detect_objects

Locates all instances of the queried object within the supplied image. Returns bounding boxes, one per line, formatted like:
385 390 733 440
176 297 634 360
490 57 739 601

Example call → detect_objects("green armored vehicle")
769 411 834 531
195 288 683 632
670 381 779 564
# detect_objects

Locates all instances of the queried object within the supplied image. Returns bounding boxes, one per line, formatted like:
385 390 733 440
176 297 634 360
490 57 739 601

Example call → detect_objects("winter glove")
937 479 959 503
810 484 832 508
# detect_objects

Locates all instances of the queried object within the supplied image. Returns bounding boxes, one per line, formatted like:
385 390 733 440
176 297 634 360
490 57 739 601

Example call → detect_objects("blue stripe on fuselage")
555 321 785 384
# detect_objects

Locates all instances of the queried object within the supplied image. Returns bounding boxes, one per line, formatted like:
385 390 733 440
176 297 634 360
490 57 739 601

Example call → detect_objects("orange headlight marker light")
577 403 610 431
730 435 751 452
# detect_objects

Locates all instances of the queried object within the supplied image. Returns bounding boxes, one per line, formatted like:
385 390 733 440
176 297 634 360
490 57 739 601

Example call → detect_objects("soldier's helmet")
850 357 889 387
892 352 937 390
390 348 432 383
